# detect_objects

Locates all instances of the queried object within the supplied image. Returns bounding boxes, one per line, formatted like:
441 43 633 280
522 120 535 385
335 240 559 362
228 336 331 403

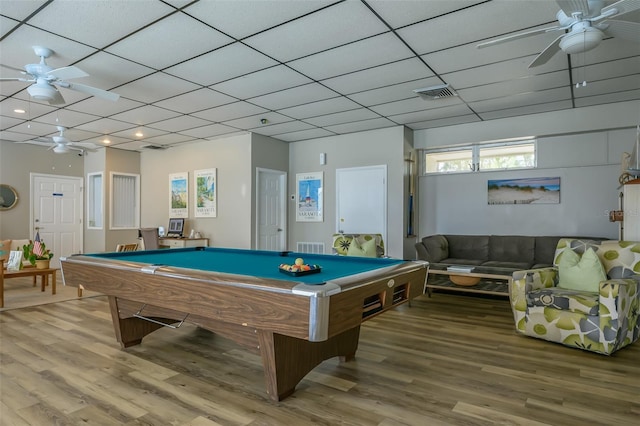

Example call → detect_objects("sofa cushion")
482 260 531 269
445 235 489 263
419 234 448 262
557 247 606 292
440 258 485 266
489 235 535 266
347 237 377 257
534 236 563 267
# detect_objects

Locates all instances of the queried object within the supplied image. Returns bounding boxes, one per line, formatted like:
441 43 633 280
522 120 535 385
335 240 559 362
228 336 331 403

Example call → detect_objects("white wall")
415 101 640 240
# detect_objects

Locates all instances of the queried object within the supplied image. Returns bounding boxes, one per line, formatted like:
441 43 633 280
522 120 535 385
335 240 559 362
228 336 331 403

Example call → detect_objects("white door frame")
255 168 287 250
30 173 84 261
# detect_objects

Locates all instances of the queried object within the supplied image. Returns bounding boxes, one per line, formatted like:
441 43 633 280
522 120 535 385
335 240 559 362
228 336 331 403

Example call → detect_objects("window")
87 172 103 229
424 139 535 174
110 172 140 229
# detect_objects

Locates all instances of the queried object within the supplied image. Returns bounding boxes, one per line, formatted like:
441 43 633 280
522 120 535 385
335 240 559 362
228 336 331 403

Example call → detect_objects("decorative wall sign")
169 172 188 217
194 168 217 218
488 177 560 205
296 172 323 222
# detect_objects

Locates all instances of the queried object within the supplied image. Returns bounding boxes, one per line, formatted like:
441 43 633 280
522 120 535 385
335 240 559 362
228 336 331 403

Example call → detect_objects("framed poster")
169 172 188 217
194 168 217 218
296 172 323 222
488 177 560 205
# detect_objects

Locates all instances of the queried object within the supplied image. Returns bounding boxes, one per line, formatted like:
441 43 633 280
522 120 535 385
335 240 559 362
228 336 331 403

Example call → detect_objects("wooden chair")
116 243 138 252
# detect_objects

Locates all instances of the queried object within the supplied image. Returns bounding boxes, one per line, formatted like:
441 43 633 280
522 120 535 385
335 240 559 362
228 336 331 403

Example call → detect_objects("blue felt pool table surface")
89 247 405 285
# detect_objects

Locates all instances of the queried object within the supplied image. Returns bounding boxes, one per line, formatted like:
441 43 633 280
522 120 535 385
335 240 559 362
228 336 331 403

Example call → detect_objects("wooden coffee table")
426 265 514 297
0 265 58 308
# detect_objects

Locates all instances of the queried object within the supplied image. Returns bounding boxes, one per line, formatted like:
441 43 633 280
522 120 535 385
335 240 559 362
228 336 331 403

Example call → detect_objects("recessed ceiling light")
102 138 111 144
14 109 26 114
135 131 143 137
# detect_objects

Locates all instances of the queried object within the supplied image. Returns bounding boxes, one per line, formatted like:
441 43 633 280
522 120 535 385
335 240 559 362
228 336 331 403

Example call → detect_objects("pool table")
60 247 429 401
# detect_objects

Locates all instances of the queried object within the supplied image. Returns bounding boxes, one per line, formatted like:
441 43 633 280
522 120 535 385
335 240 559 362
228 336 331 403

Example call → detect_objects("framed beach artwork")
194 168 217 218
169 172 188 217
488 177 560 205
296 172 323 222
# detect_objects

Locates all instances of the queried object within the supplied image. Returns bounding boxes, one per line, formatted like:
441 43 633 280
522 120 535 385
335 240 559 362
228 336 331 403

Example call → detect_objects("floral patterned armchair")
510 238 640 355
332 233 385 257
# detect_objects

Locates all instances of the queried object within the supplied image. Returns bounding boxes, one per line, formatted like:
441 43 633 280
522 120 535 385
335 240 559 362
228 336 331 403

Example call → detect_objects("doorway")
31 173 83 268
256 168 287 251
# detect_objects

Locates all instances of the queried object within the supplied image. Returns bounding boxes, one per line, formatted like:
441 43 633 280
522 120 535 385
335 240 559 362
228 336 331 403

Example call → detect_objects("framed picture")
296 172 323 222
169 172 189 217
194 168 217 218
488 177 560 205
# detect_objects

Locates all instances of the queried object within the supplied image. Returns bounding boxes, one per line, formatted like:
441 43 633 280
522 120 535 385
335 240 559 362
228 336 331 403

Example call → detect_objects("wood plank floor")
1 288 639 425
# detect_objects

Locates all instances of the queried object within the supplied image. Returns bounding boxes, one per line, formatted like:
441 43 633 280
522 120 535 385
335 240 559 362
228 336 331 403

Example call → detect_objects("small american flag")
33 231 44 257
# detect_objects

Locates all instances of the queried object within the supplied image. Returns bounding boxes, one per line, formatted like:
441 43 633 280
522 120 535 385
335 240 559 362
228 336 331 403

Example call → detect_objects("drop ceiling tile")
248 83 337 110
469 87 572 113
115 73 200 104
369 0 487 28
0 129 41 142
184 0 334 39
140 133 198 146
407 114 481 130
110 126 169 141
192 102 268 123
31 109 101 128
223 112 293 129
272 128 336 142
0 0 47 21
571 57 640 88
478 100 573 120
304 108 380 127
0 117 27 133
3 120 56 137
148 115 212 133
572 75 640 98
97 135 134 146
110 105 181 126
575 89 640 108
248 120 315 136
154 88 236 114
456 71 570 103
75 118 137 134
106 13 233 70
0 98 57 122
211 65 312 99
397 1 559 55
165 43 278 86
0 16 19 39
288 33 414 80
348 76 443 107
56 128 102 143
66 97 144 118
110 141 152 151
321 58 433 95
324 117 396 134
370 96 463 117
579 38 640 66
180 123 239 139
73 52 155 91
244 1 388 62
27 1 175 48
278 97 361 119
389 104 475 125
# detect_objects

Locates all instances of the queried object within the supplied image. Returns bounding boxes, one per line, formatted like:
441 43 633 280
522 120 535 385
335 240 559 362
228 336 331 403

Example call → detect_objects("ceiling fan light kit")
559 26 603 54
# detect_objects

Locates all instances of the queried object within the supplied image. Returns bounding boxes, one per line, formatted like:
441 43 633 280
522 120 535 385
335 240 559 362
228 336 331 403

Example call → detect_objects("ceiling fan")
477 0 640 68
0 46 120 105
19 126 100 155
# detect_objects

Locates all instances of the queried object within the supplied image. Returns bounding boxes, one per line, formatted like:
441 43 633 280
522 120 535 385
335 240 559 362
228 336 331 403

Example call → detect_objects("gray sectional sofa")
415 234 605 270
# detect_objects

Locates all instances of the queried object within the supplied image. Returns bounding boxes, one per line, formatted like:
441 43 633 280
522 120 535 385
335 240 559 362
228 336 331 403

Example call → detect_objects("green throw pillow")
347 237 377 257
557 247 606 292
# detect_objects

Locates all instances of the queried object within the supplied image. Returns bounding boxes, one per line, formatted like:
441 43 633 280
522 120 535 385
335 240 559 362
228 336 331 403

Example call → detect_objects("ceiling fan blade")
601 0 640 17
47 66 89 81
70 142 99 150
1 63 27 73
56 80 120 102
603 19 640 41
528 33 564 67
477 26 563 49
16 140 54 147
556 0 592 17
0 77 30 82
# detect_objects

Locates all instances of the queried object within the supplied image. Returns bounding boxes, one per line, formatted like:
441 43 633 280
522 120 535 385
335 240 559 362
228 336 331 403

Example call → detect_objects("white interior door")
31 173 83 268
336 165 387 242
256 168 286 251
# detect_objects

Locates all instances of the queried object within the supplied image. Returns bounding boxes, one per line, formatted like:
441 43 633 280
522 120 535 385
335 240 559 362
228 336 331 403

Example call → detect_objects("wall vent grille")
296 242 325 254
413 84 457 100
142 145 168 150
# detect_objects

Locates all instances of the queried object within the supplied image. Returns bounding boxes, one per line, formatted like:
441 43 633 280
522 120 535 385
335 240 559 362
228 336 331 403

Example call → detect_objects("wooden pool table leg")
108 296 165 348
258 325 361 401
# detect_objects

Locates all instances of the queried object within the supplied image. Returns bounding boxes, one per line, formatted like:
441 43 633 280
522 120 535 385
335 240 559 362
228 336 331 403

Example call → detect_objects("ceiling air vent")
413 84 457 100
141 144 168 150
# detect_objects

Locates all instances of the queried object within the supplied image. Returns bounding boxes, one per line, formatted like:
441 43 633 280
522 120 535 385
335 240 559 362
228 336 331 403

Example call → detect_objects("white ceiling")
1 0 638 152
